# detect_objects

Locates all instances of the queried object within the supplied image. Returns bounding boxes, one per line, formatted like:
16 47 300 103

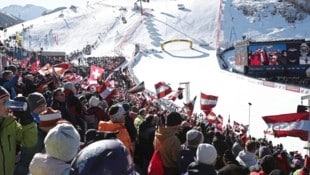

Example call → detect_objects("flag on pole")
154 81 172 99
200 92 218 116
262 112 310 141
183 96 197 116
128 81 145 93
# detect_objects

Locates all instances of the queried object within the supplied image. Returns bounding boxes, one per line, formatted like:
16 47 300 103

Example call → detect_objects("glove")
13 96 34 125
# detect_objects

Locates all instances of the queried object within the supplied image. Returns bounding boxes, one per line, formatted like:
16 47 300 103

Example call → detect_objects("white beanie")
196 143 217 165
44 123 80 162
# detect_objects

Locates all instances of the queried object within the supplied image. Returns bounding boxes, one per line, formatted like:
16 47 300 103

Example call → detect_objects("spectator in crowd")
293 156 310 175
29 123 80 175
154 111 183 175
15 92 48 175
51 88 75 124
1 69 20 99
134 107 147 131
98 103 134 156
176 120 192 144
218 150 249 175
0 86 37 175
179 129 204 174
84 95 109 129
122 102 137 147
136 114 157 174
186 143 218 175
63 82 86 139
70 139 135 175
250 155 277 175
236 139 257 168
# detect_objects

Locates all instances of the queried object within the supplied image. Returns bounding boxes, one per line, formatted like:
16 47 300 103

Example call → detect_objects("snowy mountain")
3 0 310 154
2 4 47 21
0 11 23 27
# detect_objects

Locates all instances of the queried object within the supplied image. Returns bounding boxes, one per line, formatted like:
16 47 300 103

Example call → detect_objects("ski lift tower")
179 82 190 103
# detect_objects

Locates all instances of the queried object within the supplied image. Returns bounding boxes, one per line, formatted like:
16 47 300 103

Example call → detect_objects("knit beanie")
44 123 80 162
39 107 62 129
196 143 217 165
27 92 46 112
108 103 126 123
63 82 77 94
166 112 182 126
0 86 9 99
186 129 204 147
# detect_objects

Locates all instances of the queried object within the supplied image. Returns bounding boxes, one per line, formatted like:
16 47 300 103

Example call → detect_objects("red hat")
39 107 62 128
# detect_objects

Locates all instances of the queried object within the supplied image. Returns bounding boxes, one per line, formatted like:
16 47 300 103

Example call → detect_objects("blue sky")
0 0 87 9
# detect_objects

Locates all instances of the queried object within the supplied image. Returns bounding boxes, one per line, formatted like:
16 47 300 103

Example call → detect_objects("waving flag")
183 96 197 116
262 112 310 141
154 81 172 99
89 65 105 81
168 87 184 101
128 81 145 93
53 62 72 75
200 92 218 116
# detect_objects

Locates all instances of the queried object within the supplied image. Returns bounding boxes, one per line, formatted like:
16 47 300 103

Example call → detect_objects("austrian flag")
155 81 172 99
262 112 310 141
200 92 218 115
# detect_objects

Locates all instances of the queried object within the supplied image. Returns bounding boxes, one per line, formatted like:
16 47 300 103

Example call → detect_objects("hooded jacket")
154 127 181 170
0 116 37 175
236 150 257 168
29 153 70 175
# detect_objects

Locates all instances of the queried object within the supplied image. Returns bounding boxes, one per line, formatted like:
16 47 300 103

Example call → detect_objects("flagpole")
248 102 252 136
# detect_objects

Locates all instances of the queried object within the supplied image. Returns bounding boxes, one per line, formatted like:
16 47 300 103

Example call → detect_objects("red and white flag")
168 88 183 101
154 81 172 99
53 62 72 75
89 65 105 81
262 112 310 141
183 96 197 117
200 92 218 116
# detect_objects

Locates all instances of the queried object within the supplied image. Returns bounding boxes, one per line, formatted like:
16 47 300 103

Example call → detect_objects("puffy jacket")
0 116 37 175
98 121 133 156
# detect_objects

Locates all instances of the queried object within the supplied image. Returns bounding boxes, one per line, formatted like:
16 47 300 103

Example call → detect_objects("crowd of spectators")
0 44 309 175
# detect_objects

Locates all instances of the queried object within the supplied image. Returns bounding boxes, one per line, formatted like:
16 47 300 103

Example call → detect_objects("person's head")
138 108 147 117
38 107 62 132
2 70 13 80
166 111 182 129
245 140 256 153
186 129 204 148
63 82 77 95
70 139 134 175
196 143 217 165
44 123 80 162
260 155 276 174
27 92 47 113
108 103 126 123
52 88 66 103
0 86 10 117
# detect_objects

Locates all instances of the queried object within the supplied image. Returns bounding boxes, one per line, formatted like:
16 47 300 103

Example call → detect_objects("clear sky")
0 0 88 9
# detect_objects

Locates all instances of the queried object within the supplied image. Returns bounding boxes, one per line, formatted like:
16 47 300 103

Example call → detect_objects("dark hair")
0 86 9 99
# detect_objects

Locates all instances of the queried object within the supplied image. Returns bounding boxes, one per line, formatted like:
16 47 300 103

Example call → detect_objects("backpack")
148 150 164 175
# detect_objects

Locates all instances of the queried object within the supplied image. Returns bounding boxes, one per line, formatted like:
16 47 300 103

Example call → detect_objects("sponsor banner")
263 81 275 87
